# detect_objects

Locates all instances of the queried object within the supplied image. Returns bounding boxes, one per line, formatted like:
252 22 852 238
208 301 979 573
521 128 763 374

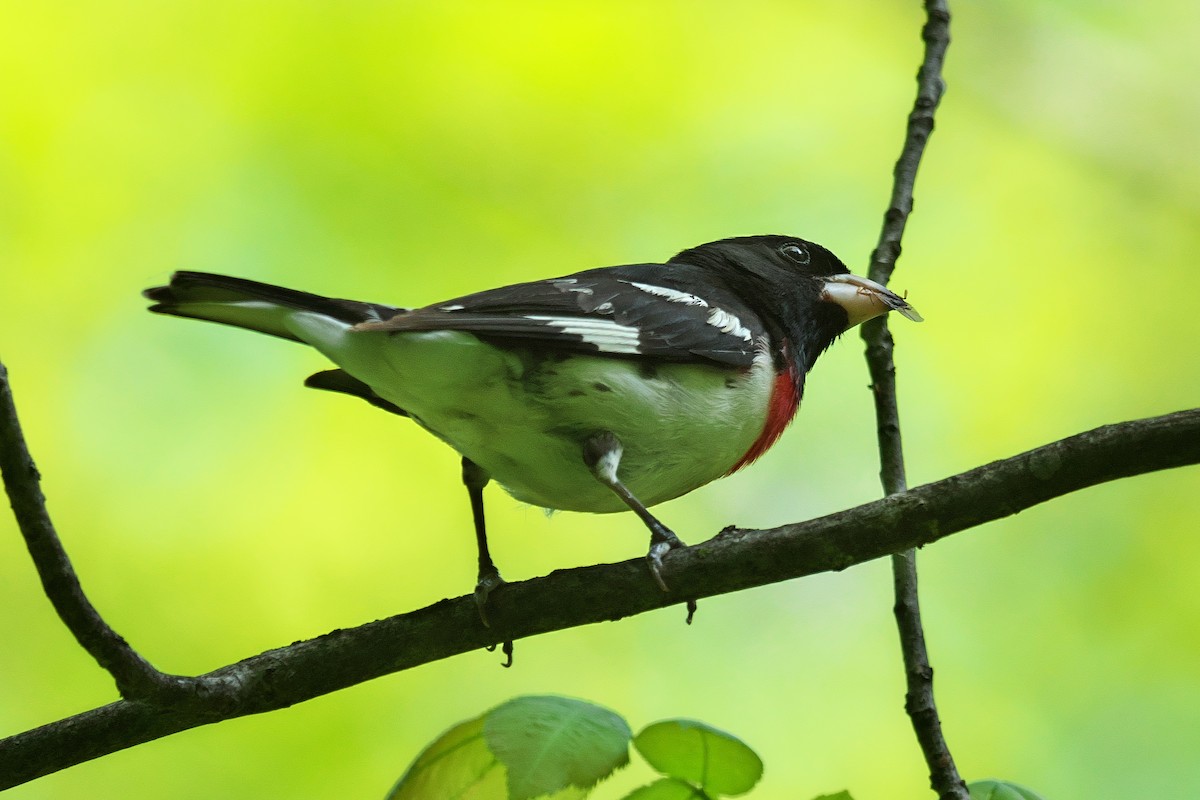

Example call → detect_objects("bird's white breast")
285 313 775 512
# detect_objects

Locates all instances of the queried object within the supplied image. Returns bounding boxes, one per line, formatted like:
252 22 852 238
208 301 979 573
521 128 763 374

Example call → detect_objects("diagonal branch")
0 362 205 703
2 406 1197 789
860 1 958 797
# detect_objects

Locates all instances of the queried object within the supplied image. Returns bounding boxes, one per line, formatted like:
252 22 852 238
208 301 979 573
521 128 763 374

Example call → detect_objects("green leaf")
484 695 633 800
811 793 854 800
386 716 505 800
622 777 709 800
633 720 763 797
968 779 1048 800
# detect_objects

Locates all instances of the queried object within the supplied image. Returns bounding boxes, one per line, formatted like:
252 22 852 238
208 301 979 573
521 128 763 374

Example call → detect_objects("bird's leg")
583 431 684 592
462 457 505 626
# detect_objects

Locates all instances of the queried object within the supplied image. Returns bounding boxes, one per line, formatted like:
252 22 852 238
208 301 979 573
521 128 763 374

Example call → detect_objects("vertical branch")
868 2 952 288
860 3 965 799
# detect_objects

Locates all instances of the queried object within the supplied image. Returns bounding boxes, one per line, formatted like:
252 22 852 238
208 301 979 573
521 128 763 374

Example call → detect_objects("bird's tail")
143 271 403 343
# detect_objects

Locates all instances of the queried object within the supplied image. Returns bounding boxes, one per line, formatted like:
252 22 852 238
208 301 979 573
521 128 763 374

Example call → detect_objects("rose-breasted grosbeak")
145 235 920 617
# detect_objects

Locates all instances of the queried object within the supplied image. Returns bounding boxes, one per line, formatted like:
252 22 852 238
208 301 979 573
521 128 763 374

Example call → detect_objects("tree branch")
868 0 952 289
3 405 1196 789
860 2 959 796
0 362 208 704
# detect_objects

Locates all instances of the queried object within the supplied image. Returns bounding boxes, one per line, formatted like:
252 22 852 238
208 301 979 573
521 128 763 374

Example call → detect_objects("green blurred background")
2 1 1198 797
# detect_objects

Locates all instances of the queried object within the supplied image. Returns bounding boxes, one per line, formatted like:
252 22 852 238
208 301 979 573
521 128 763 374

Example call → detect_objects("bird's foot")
646 525 698 623
473 567 507 628
475 569 513 666
646 524 685 592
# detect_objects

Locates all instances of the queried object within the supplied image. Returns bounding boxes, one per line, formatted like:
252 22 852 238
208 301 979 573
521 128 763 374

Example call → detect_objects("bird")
144 235 921 620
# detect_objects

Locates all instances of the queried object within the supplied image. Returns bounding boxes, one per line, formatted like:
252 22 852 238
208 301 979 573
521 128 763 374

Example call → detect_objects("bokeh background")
2 1 1198 798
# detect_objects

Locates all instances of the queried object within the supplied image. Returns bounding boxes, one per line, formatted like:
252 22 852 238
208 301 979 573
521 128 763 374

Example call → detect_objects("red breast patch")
726 362 801 474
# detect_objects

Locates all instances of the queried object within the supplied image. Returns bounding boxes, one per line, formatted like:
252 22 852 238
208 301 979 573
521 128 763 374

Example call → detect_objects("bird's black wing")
354 263 767 368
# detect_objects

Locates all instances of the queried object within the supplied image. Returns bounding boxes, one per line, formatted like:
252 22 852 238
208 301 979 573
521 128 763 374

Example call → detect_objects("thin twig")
0 362 206 704
861 1 961 797
2 407 1197 788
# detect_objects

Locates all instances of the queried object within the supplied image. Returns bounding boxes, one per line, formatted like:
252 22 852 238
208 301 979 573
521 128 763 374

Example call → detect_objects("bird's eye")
781 243 810 264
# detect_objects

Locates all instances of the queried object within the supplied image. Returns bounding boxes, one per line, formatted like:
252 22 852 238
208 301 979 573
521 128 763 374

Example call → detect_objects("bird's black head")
669 234 851 284
669 234 921 371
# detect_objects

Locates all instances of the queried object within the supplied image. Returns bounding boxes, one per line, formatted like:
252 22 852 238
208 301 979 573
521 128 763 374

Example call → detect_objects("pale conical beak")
820 273 924 329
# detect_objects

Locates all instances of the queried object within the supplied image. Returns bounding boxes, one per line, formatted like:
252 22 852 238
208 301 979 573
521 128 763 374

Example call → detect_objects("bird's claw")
475 571 513 665
473 569 506 627
647 540 674 592
646 527 697 622
646 525 685 592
